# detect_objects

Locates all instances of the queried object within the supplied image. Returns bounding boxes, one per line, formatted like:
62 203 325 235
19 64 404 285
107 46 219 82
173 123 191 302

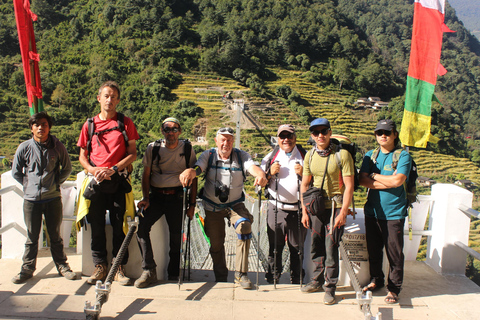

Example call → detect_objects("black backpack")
150 139 193 173
86 112 129 154
370 147 418 208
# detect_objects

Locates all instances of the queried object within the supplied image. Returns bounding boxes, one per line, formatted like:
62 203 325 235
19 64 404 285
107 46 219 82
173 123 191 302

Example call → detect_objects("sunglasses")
163 127 180 133
218 127 234 134
375 130 392 136
311 128 330 136
278 132 294 140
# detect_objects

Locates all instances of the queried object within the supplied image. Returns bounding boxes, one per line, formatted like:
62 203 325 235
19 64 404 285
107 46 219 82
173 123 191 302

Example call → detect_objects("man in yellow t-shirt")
300 118 355 305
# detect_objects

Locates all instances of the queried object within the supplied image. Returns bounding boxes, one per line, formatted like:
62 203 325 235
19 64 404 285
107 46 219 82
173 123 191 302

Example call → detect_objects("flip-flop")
385 292 399 304
362 282 384 293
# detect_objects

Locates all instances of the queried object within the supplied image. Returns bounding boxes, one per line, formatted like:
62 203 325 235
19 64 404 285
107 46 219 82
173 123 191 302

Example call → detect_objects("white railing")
1 172 78 259
2 170 477 279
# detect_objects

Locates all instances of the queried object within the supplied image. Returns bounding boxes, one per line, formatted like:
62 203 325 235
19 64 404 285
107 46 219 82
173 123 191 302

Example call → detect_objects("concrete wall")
427 184 472 275
75 171 170 280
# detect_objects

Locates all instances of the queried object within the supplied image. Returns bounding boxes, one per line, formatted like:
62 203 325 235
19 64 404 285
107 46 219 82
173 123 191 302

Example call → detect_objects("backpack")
86 112 129 154
264 144 307 175
264 144 307 198
204 148 246 181
150 139 193 173
370 147 418 208
308 134 360 191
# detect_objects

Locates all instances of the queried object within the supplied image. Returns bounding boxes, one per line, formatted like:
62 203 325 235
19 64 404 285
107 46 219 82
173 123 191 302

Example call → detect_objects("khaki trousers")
204 202 253 280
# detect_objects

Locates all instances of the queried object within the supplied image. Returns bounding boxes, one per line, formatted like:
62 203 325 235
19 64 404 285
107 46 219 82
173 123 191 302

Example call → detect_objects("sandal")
362 281 384 293
385 292 399 304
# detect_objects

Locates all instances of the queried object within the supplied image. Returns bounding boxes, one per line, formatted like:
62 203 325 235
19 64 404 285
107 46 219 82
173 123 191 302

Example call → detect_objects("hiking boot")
300 280 322 293
87 263 108 285
12 270 33 284
57 264 77 280
324 291 336 305
134 269 158 288
114 265 133 286
234 272 252 290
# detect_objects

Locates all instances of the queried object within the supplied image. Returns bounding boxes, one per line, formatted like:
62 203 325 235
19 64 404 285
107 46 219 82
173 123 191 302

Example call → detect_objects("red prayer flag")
13 0 43 115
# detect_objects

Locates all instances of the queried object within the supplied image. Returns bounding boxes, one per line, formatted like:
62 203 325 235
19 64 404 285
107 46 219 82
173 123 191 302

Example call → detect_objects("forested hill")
449 0 480 40
1 0 480 166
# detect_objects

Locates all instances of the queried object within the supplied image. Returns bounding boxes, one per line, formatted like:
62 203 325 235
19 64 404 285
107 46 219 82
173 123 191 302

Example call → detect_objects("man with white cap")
261 124 307 284
180 127 267 289
135 117 197 288
300 118 355 305
359 119 412 304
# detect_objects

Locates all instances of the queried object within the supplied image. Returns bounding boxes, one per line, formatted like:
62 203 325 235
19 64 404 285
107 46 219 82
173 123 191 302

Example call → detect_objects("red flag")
399 0 455 148
13 0 43 115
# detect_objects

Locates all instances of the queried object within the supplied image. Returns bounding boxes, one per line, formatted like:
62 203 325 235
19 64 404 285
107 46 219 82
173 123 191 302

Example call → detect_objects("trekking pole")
329 199 335 235
178 187 188 290
85 215 139 320
185 215 192 281
273 160 279 289
255 184 262 291
295 161 304 288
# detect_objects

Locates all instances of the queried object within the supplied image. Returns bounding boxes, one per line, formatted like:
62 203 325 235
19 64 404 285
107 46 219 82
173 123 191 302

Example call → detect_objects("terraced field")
0 111 31 159
412 150 480 185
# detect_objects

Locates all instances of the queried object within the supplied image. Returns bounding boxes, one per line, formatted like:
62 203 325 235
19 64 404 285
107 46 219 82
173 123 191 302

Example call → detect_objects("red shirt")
77 114 139 168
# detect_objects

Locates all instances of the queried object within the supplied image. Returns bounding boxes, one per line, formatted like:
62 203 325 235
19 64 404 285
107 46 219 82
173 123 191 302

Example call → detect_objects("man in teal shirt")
359 119 412 305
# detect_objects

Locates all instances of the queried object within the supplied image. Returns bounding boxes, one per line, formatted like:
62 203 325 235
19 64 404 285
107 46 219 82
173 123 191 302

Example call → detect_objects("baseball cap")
374 119 396 132
309 118 330 131
277 124 295 136
162 117 181 128
216 127 234 136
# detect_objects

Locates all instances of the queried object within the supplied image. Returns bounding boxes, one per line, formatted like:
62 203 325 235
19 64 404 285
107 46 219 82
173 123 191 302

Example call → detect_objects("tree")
333 58 354 90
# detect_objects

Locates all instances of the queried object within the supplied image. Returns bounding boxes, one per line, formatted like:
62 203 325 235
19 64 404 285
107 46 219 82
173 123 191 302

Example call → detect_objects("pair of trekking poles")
256 161 304 291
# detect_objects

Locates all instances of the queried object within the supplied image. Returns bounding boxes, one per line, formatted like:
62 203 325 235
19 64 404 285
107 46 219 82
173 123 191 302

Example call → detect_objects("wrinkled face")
375 129 397 149
215 134 234 159
310 126 331 150
162 122 181 145
278 131 296 153
31 118 50 143
97 86 120 114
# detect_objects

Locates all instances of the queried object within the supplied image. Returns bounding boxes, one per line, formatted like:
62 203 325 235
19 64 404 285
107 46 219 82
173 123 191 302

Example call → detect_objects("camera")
215 181 230 203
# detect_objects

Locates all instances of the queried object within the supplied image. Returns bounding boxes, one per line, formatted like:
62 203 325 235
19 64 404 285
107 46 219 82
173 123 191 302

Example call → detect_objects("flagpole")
29 37 38 114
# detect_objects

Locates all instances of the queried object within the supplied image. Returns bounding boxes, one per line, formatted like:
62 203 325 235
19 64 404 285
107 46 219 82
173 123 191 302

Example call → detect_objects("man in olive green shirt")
300 118 354 305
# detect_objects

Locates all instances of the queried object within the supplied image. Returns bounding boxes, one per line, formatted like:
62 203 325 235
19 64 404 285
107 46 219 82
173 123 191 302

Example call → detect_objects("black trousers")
136 192 184 277
309 208 343 293
87 191 128 266
365 216 405 295
22 197 68 272
266 203 306 281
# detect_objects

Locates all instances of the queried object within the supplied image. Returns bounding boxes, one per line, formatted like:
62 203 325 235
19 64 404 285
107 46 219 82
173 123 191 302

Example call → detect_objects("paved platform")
0 251 479 320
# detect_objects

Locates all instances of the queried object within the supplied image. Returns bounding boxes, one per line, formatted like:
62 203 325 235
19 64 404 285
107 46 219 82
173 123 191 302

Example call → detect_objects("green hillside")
0 0 479 281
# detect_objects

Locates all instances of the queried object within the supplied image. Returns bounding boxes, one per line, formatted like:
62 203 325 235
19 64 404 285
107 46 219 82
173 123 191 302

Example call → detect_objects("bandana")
315 142 332 157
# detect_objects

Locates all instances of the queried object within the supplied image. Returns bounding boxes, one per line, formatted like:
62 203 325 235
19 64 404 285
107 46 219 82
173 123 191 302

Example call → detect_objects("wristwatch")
112 165 118 173
370 173 376 180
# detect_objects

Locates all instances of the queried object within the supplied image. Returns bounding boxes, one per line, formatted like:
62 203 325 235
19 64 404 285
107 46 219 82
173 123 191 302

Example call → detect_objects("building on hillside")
355 97 390 110
354 97 372 108
418 176 436 187
455 179 475 190
372 101 389 110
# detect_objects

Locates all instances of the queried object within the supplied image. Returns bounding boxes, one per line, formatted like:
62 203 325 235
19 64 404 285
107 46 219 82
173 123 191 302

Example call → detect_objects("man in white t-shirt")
180 127 267 289
261 124 306 284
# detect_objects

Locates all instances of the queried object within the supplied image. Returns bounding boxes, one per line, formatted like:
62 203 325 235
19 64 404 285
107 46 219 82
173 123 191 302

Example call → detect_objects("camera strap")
214 153 233 202
200 192 246 210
